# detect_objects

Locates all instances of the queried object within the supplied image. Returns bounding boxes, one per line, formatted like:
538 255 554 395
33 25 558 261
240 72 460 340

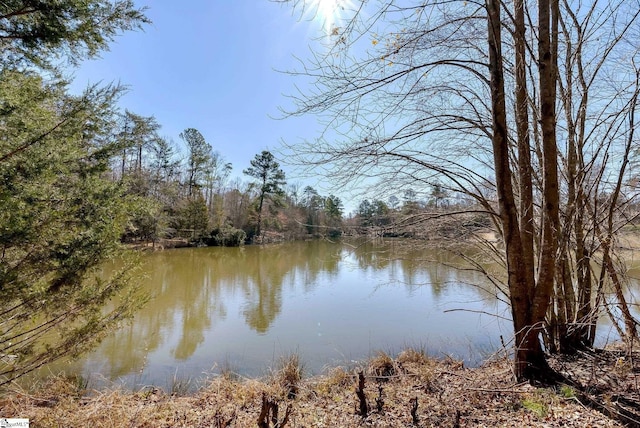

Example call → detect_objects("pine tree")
243 151 286 239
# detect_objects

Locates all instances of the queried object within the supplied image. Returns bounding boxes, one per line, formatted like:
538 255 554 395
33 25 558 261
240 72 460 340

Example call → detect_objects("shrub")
209 227 247 247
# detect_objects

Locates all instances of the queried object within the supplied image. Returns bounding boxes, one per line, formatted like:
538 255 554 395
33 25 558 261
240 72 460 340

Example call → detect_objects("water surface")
47 239 509 390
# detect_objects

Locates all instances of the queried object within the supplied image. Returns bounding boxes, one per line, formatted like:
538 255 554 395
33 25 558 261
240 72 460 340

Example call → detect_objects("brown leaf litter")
0 349 626 427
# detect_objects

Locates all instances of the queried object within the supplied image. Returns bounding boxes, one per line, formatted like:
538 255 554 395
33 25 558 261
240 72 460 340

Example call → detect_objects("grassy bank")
0 350 621 427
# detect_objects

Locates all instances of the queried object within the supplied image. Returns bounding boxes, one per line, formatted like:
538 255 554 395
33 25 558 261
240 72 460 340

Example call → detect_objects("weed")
315 366 352 396
614 356 632 377
56 373 91 398
276 353 304 399
220 358 240 381
169 371 193 397
559 385 575 399
398 347 430 365
37 372 91 399
397 347 436 384
369 351 395 381
522 398 547 418
327 366 352 389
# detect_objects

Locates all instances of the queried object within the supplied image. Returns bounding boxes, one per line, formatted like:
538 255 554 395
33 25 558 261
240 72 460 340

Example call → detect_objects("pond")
43 239 513 390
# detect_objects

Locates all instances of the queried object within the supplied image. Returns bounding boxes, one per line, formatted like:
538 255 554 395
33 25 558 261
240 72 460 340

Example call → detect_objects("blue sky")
70 1 335 194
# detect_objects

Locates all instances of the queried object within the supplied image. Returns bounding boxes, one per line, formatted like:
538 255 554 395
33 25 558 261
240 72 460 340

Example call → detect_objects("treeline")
114 118 345 245
348 186 491 240
353 187 448 228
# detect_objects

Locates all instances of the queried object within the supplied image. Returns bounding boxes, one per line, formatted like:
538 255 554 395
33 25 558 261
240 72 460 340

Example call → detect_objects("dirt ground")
0 349 631 427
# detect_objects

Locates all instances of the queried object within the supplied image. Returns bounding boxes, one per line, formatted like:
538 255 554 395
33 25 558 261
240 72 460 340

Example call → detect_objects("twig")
464 385 530 394
409 396 419 425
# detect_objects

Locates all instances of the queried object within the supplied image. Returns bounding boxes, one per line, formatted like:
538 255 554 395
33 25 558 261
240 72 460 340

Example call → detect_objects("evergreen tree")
150 137 180 183
302 186 323 233
0 0 148 69
324 194 343 235
180 128 211 197
430 183 448 209
0 0 148 386
325 195 343 222
117 110 160 179
0 70 145 386
243 151 286 239
357 200 374 227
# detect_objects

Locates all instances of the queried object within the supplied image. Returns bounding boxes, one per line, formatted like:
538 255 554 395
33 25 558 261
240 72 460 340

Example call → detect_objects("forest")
115 114 478 246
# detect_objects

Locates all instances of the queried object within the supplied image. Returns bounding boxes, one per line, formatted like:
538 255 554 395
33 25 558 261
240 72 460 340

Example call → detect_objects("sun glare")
310 0 350 35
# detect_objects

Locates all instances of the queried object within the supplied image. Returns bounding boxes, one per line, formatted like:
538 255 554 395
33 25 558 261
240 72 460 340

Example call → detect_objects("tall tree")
224 178 254 232
203 152 232 229
179 128 211 197
486 0 554 381
430 183 448 209
325 194 343 220
118 110 160 177
243 150 286 239
0 0 148 386
150 137 180 186
324 194 343 230
302 185 323 232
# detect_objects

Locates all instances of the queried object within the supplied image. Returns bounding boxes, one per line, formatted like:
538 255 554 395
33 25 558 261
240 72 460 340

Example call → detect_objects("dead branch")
355 371 369 417
257 393 292 428
410 396 419 425
376 383 384 413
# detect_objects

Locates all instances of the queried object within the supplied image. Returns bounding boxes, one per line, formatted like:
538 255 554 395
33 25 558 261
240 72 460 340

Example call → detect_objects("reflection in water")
42 239 506 390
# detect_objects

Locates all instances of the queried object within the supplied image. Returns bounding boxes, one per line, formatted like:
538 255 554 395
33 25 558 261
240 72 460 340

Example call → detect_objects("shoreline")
10 235 639 426
1 350 626 427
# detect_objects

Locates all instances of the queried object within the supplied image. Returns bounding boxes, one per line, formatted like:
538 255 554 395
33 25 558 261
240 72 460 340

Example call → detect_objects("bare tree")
280 0 640 382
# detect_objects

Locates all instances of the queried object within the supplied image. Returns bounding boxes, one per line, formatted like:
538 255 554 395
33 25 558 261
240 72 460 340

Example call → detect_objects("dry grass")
0 351 624 427
273 353 304 400
368 351 396 382
397 347 429 365
168 372 194 397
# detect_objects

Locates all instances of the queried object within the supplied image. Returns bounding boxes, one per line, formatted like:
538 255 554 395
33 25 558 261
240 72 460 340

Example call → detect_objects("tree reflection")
65 239 502 382
86 241 345 376
346 239 503 302
241 247 287 333
240 241 343 332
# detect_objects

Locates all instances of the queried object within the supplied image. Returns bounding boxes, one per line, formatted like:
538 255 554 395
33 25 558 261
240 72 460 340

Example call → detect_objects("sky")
69 1 342 199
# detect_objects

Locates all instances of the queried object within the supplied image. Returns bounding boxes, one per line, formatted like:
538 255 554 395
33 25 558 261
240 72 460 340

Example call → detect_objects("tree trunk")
556 19 589 351
488 0 551 382
256 191 265 239
514 0 536 303
121 149 126 180
535 0 560 323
